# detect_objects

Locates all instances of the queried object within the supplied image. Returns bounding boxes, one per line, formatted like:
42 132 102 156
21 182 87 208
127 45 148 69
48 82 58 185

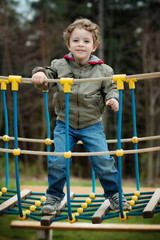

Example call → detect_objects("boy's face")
67 27 97 65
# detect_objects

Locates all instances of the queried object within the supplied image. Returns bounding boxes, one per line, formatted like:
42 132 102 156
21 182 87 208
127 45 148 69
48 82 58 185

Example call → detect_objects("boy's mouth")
76 49 85 52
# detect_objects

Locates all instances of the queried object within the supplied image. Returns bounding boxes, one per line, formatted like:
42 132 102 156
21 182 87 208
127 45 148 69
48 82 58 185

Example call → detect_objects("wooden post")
36 229 53 240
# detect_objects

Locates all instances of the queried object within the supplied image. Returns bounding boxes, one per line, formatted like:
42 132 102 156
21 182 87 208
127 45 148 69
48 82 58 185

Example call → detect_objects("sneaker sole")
40 205 61 215
110 206 131 213
41 210 57 215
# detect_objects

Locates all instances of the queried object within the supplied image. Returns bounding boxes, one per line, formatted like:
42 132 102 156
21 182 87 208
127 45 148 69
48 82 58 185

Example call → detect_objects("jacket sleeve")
32 59 59 91
101 64 119 102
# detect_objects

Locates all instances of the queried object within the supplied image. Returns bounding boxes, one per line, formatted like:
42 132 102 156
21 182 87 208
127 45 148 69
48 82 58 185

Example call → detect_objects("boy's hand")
106 98 119 112
32 72 48 86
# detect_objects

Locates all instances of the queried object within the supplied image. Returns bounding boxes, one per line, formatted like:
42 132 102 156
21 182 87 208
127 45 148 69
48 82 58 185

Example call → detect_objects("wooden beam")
143 188 160 218
92 199 110 224
11 221 160 232
0 189 32 215
41 192 75 226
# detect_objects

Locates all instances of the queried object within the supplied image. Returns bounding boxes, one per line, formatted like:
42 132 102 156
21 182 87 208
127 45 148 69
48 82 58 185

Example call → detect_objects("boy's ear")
92 44 98 52
67 42 70 50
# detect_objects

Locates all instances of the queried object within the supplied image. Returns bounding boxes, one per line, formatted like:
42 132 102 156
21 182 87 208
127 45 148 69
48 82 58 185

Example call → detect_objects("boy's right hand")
32 72 48 85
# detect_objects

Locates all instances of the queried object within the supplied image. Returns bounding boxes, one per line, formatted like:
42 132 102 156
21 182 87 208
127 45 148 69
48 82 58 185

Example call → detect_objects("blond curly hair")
63 18 101 47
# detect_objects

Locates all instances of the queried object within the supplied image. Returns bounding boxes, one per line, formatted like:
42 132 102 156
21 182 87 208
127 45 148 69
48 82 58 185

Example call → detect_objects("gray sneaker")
41 196 61 215
109 192 131 212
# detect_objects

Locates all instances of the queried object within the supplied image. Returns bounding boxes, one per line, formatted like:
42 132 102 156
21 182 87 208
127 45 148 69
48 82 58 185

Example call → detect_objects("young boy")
32 18 130 214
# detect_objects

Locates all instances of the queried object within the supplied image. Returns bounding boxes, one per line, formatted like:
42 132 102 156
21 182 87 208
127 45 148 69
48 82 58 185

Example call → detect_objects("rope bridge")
0 72 160 228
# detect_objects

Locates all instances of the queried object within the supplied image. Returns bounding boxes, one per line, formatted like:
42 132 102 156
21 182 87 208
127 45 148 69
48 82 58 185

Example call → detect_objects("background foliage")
0 0 160 186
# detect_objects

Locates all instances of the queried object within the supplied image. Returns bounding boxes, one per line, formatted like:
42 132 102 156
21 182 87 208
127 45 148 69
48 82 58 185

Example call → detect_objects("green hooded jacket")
32 53 119 129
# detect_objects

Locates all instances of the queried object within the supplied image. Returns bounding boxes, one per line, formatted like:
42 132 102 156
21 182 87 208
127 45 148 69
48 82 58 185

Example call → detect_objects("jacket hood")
63 52 104 64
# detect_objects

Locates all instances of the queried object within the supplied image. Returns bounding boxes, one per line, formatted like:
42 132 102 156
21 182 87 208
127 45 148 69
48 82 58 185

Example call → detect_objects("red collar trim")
63 54 104 64
63 54 75 61
88 60 104 64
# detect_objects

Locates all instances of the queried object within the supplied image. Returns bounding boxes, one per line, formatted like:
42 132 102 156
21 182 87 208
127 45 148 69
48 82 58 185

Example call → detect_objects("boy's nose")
78 41 84 46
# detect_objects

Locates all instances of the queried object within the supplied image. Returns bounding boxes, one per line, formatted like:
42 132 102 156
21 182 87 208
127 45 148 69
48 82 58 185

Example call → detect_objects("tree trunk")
36 10 48 177
1 3 14 137
36 98 47 177
98 0 104 60
17 101 29 166
141 17 159 186
40 10 47 66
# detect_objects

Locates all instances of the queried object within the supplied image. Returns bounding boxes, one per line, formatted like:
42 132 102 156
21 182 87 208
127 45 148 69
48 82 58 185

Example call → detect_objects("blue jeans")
47 121 119 200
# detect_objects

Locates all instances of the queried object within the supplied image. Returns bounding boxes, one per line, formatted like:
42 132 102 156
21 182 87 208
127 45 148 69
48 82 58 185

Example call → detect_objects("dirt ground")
21 185 156 195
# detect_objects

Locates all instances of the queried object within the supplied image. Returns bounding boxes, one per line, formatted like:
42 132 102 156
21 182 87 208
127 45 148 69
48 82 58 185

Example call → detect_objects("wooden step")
41 192 75 226
0 189 32 215
92 199 110 224
143 188 160 218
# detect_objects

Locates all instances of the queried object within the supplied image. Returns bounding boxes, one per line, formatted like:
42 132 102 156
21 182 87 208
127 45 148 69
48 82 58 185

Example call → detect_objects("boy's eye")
84 40 89 43
73 39 78 42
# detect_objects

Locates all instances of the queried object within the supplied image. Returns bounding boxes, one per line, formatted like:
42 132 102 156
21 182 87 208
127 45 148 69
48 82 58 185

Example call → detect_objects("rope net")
0 72 160 224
